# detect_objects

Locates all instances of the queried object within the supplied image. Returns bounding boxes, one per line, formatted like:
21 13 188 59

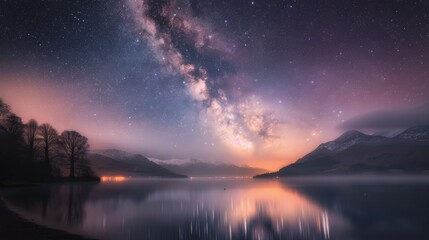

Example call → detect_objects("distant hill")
150 158 267 177
255 126 429 178
88 149 187 178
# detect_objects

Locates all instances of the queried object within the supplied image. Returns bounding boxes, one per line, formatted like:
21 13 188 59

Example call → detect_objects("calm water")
3 177 429 240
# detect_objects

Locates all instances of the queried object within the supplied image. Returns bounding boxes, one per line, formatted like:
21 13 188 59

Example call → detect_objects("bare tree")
59 131 89 178
0 98 20 139
0 98 11 119
24 119 38 162
37 123 59 165
0 114 24 138
0 113 25 178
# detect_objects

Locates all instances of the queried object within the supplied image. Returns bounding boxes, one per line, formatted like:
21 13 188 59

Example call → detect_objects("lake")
2 177 429 240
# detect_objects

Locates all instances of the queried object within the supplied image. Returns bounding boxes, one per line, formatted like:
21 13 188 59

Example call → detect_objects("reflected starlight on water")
3 178 429 240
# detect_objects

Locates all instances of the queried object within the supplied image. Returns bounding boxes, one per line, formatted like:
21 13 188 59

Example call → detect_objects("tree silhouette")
24 119 38 163
37 123 58 165
0 114 24 139
0 113 25 179
59 131 89 178
0 98 11 118
0 98 97 181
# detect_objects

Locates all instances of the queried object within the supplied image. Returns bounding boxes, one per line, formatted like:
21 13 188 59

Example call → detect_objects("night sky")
1 0 428 170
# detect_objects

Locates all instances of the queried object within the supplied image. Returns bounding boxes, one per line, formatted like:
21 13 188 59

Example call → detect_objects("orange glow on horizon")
0 76 332 169
101 176 128 182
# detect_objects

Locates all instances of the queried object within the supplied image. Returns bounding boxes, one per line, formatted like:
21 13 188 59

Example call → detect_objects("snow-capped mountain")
394 126 429 141
256 126 429 178
149 157 201 166
150 157 267 177
90 149 266 177
316 130 387 153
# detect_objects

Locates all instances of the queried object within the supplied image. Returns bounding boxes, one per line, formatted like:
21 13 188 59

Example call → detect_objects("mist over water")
3 177 429 240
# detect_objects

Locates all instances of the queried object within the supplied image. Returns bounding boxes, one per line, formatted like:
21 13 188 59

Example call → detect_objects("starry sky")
1 0 429 170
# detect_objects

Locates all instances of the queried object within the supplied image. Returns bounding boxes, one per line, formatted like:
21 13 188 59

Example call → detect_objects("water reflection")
280 179 429 239
4 183 95 226
3 178 429 240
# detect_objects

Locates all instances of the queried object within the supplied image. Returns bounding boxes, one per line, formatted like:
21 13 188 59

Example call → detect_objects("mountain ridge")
89 149 267 177
255 125 429 178
88 149 187 178
151 157 268 177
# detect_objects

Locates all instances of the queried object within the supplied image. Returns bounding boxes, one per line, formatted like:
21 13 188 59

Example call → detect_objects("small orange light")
101 176 127 182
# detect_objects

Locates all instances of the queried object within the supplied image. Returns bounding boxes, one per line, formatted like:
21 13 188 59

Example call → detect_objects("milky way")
127 0 280 153
1 0 429 169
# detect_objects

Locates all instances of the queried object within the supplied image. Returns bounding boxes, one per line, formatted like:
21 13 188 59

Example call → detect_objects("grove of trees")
0 98 96 181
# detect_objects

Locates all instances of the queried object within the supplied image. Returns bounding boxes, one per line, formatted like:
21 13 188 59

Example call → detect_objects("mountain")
315 130 388 153
150 158 267 177
88 149 187 178
255 126 429 178
394 126 429 141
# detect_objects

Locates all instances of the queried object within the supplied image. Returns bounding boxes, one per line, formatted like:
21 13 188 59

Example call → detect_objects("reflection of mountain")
282 180 429 240
150 158 267 177
4 176 429 239
256 126 429 177
88 149 187 178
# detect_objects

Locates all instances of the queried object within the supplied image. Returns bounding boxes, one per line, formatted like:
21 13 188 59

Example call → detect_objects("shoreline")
0 195 95 240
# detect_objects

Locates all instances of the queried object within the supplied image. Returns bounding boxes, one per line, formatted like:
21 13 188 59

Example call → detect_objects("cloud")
340 103 429 130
